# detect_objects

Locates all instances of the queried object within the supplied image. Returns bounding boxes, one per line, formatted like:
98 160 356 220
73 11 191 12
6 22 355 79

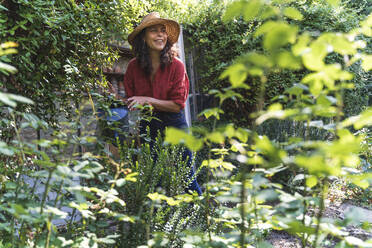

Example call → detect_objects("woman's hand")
127 96 153 110
126 96 181 112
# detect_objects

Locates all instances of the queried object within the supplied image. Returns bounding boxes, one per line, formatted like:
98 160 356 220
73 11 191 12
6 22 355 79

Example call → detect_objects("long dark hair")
132 29 174 77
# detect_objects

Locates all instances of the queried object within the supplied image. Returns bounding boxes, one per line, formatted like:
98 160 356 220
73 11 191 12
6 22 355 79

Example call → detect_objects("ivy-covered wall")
0 0 147 124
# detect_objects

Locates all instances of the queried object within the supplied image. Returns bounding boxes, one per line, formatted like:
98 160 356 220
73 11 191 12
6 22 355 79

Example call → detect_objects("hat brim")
128 18 180 46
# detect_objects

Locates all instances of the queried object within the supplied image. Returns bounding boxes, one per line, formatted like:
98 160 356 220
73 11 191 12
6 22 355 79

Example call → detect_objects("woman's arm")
126 96 181 112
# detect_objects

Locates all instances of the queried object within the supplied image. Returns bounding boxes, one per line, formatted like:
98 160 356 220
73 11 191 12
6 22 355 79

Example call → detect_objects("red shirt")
123 57 189 109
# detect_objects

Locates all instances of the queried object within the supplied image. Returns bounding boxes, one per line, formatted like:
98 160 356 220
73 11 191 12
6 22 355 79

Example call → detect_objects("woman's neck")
149 50 160 67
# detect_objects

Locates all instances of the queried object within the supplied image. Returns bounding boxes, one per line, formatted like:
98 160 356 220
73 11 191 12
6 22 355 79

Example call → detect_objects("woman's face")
144 24 168 52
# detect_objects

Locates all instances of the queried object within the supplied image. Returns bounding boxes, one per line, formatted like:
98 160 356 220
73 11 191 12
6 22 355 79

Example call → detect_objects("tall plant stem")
10 113 27 246
40 168 54 215
240 75 266 247
313 180 327 248
205 108 219 241
301 119 311 248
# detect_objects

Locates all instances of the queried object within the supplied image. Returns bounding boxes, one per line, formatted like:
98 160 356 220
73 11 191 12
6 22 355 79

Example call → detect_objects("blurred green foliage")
183 0 371 125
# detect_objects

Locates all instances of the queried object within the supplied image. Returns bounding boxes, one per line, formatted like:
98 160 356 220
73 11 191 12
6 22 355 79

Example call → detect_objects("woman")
122 12 202 195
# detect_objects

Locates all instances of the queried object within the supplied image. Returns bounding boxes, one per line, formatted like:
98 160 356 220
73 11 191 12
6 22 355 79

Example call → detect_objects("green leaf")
254 21 277 38
199 107 224 120
263 23 298 51
283 7 303 21
220 63 248 88
302 40 327 71
257 241 274 248
125 172 138 182
344 236 371 247
256 189 278 202
326 0 341 7
292 33 311 56
285 83 307 96
223 1 244 21
8 94 34 105
306 176 317 188
361 54 372 71
241 52 273 68
11 204 27 216
202 159 235 171
256 104 299 125
340 107 372 129
318 33 356 55
317 94 336 107
206 132 225 144
287 220 316 235
0 41 18 49
276 51 302 70
243 0 262 22
116 178 126 187
164 127 203 151
301 73 324 96
0 62 17 74
361 14 372 36
0 92 16 107
260 5 279 20
347 173 372 189
0 141 14 156
296 155 339 176
33 159 56 168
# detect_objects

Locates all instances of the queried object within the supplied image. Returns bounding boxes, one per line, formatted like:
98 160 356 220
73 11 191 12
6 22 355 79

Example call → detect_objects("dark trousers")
140 111 202 196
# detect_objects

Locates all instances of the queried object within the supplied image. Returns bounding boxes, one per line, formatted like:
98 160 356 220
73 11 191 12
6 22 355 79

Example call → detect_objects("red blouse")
123 57 189 109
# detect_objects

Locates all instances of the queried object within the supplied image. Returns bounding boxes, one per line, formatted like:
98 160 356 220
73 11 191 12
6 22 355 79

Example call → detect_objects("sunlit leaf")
256 104 299 125
0 141 14 156
306 175 317 188
285 83 307 96
223 0 244 22
344 236 371 247
1 41 18 49
360 14 372 36
206 132 225 144
202 159 236 171
326 0 340 7
296 155 340 176
243 0 262 22
164 127 203 151
199 107 224 120
292 33 311 56
347 173 372 189
318 33 356 55
256 22 298 51
340 107 372 129
8 94 34 104
260 5 279 20
276 51 302 70
361 54 372 71
241 52 273 68
302 40 327 71
283 7 303 21
0 62 17 74
220 63 248 88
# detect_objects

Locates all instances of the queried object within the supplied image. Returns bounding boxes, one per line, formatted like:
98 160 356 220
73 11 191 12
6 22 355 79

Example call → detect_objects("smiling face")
144 24 168 53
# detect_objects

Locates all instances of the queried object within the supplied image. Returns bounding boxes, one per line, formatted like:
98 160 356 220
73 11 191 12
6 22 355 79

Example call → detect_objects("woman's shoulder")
126 58 140 72
170 57 186 71
128 57 138 67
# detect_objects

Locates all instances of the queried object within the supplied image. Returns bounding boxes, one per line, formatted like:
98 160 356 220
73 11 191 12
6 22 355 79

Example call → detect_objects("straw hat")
128 12 180 46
